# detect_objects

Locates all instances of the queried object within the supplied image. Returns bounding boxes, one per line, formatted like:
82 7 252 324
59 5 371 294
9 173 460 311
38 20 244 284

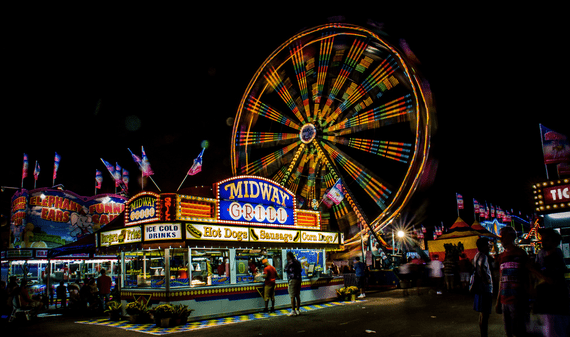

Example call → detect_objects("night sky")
2 5 568 232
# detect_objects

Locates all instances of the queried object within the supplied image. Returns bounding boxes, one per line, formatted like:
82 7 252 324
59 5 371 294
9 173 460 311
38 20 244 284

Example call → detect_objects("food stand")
96 176 344 319
1 188 127 300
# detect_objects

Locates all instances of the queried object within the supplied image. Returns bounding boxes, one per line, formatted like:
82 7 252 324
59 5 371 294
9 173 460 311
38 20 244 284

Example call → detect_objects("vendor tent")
427 217 481 261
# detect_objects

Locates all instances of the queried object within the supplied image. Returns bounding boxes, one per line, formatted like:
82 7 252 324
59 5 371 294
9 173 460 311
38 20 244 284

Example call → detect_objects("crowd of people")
0 269 115 321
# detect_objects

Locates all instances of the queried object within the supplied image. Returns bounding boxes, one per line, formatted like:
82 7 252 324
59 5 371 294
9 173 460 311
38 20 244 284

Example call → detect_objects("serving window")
190 249 229 287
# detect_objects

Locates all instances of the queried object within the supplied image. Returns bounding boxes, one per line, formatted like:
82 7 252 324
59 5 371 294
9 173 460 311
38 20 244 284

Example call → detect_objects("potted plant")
149 304 175 328
336 287 347 300
125 301 150 324
104 301 123 321
347 286 360 301
172 304 194 326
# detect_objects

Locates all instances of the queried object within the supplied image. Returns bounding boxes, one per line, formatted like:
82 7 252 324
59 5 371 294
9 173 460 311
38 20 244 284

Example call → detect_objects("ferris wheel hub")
299 123 317 144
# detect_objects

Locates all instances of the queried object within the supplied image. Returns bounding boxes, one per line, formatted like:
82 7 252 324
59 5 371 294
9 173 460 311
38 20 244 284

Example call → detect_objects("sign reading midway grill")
216 176 295 226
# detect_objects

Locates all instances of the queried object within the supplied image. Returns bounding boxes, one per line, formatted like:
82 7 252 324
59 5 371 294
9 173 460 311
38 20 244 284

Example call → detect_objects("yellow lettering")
271 186 280 204
259 183 272 201
249 181 260 198
225 182 243 199
279 190 290 207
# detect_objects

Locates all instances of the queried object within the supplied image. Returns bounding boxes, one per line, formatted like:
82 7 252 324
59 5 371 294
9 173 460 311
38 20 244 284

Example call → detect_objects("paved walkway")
75 300 364 335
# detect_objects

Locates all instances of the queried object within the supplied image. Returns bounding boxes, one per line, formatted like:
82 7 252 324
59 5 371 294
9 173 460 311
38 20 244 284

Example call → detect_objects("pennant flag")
473 198 480 214
53 152 61 181
187 148 205 176
115 162 122 187
456 193 464 209
326 178 345 206
22 153 29 180
540 124 570 164
122 168 129 191
490 205 495 218
141 146 154 177
34 161 40 181
95 170 103 189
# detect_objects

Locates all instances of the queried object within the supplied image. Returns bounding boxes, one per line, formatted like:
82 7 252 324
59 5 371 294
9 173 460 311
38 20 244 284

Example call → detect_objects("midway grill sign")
216 176 296 227
126 192 160 226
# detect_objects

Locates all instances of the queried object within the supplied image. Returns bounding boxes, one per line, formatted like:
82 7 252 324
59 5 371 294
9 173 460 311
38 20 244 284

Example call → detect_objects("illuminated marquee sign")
126 192 160 226
250 227 300 244
216 176 295 227
533 179 570 213
100 226 142 247
186 223 249 242
144 223 182 241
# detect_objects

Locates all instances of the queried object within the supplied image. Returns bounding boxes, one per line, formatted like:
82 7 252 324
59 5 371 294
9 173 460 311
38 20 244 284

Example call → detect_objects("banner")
473 198 479 214
95 170 103 189
141 146 154 177
22 153 29 180
53 152 61 181
540 124 570 164
34 161 40 181
456 193 464 209
326 178 345 205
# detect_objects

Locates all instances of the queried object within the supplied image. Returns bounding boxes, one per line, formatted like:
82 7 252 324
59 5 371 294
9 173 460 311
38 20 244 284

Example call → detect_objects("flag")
540 124 570 164
490 205 495 218
187 148 205 176
473 198 480 214
34 161 40 181
115 162 122 187
53 152 61 181
326 178 345 205
22 153 29 180
128 148 142 165
141 146 154 177
122 168 129 191
456 193 464 209
95 170 103 189
101 158 115 180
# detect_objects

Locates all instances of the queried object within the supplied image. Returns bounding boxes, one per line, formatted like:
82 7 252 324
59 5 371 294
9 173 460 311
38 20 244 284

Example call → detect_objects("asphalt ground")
1 288 516 336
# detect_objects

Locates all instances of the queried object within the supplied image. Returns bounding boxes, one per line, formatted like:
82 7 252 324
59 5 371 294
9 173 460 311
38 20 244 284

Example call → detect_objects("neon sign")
126 192 160 225
216 176 295 226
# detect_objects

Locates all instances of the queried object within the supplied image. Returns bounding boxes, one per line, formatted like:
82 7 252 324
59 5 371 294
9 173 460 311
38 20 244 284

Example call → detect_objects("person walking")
285 251 302 316
261 258 277 313
472 237 493 337
495 226 530 337
97 269 112 311
533 228 569 336
56 280 67 309
427 255 444 294
354 257 367 298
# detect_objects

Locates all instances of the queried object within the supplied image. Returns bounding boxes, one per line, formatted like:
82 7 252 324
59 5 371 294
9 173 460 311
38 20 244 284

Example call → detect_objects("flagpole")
177 175 189 192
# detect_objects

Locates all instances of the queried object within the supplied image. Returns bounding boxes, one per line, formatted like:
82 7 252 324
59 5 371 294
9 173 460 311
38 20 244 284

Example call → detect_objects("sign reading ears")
216 176 295 226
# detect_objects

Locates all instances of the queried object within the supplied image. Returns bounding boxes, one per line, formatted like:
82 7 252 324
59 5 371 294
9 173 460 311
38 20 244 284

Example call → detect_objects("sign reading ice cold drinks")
216 176 295 226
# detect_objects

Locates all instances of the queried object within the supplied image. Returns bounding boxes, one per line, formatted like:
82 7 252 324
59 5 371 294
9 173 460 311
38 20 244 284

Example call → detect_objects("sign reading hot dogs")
186 223 249 242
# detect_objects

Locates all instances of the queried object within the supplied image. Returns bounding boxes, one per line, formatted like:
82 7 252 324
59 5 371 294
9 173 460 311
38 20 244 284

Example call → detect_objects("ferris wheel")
231 23 432 240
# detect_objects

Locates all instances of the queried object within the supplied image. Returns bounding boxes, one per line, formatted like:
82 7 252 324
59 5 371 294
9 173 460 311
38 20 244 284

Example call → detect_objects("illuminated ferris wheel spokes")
232 23 432 235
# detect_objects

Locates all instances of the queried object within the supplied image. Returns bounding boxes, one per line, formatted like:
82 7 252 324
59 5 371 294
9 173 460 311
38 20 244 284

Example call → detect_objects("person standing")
354 257 367 298
458 253 473 292
473 237 493 337
56 280 67 309
533 228 569 336
97 269 112 310
261 258 277 313
285 251 302 316
495 226 530 337
443 256 456 292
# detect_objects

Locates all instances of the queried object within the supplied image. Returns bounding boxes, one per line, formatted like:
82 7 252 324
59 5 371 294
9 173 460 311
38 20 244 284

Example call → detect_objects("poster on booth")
144 223 183 241
216 176 295 227
10 188 127 249
288 249 324 278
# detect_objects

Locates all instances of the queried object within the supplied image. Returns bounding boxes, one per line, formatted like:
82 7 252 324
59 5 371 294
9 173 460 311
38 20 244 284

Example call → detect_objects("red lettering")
92 214 100 223
55 197 63 209
47 209 56 221
62 212 70 223
42 197 48 207
55 210 64 222
41 208 49 219
99 214 109 225
105 203 113 213
48 196 55 207
62 199 69 210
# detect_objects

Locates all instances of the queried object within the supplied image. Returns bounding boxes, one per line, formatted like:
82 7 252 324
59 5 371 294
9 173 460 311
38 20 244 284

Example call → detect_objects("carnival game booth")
427 217 485 261
96 176 344 320
2 188 127 300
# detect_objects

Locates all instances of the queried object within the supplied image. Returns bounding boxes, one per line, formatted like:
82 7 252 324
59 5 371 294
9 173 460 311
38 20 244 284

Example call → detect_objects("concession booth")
97 176 344 319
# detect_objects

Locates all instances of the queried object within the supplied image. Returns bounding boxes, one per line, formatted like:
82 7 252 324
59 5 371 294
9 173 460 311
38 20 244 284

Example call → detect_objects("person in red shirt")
97 269 112 310
261 258 277 313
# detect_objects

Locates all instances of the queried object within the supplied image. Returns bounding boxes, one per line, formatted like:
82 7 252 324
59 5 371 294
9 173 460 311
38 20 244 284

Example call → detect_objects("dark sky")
2 5 568 230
